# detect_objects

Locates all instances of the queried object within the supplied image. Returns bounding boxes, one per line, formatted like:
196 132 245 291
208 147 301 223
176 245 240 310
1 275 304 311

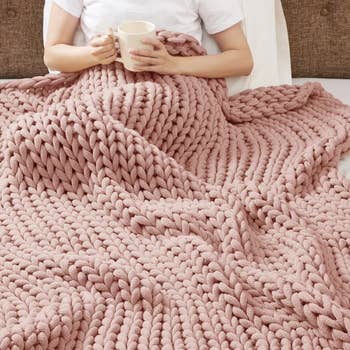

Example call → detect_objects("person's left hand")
128 38 181 75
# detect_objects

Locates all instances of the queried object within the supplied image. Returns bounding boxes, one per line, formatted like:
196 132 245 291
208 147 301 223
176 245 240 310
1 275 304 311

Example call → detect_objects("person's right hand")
88 30 117 66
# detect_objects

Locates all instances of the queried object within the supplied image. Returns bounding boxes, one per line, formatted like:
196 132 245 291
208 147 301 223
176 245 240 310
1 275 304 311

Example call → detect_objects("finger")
129 66 145 72
130 54 160 65
91 34 114 47
128 48 158 58
108 27 116 42
106 34 115 45
93 49 115 61
91 36 108 47
100 48 117 60
91 33 103 39
133 63 157 72
141 38 163 50
91 37 106 47
90 33 103 42
93 43 115 55
89 35 103 46
100 53 117 65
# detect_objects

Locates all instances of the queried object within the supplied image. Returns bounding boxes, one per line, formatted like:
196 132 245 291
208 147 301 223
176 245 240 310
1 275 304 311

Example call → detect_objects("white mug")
113 20 156 72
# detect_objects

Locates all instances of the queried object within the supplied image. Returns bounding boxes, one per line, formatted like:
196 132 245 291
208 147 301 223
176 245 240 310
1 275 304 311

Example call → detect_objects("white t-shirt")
48 0 243 45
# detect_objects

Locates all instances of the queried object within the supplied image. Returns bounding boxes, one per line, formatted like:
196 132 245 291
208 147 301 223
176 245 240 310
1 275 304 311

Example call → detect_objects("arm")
129 22 254 78
44 3 117 73
179 23 253 78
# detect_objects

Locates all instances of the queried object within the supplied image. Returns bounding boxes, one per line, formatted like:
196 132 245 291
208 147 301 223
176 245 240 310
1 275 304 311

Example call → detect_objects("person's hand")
88 28 117 66
129 38 181 74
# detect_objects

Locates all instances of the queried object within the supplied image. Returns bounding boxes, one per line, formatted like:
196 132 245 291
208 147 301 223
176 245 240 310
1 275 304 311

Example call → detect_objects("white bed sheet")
1 77 350 179
293 78 350 106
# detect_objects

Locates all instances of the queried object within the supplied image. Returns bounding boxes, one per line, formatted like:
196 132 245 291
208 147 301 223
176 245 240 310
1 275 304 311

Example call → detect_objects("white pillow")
43 0 292 95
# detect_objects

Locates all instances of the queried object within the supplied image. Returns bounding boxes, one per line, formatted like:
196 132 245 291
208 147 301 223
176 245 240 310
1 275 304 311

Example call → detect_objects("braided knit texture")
1 30 350 349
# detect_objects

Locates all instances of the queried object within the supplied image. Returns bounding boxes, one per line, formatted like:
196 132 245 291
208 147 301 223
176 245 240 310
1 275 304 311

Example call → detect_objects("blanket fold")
1 31 350 349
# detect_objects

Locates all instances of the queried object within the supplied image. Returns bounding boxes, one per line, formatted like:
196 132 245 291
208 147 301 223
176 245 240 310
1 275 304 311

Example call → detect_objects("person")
43 0 254 78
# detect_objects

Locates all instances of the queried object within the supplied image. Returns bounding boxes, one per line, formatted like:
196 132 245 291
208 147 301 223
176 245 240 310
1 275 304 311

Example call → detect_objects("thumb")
108 27 117 42
89 33 103 46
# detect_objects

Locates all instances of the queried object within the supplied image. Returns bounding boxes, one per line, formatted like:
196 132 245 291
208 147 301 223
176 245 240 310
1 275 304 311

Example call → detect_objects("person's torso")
80 0 203 43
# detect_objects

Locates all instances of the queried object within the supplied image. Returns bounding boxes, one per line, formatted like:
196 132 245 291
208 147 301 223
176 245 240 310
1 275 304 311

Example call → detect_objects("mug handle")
108 27 123 63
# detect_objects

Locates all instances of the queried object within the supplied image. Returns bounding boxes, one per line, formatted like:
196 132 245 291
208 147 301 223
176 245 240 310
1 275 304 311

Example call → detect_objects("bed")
0 3 349 196
1 3 350 348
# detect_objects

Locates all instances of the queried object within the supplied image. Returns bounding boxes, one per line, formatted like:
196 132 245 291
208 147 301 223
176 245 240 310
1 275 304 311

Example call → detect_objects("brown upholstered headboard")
0 0 47 78
0 0 349 79
281 0 350 79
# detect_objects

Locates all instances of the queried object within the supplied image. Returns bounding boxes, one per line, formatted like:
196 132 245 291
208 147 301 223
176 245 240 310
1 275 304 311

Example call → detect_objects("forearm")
176 49 253 78
44 44 95 73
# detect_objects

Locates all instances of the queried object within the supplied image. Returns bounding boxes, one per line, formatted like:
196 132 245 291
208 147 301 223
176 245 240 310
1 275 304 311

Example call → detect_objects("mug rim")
118 20 156 35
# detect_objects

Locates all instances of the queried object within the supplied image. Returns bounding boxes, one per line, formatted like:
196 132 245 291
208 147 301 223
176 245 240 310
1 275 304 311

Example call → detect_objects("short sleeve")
198 0 243 35
53 0 83 18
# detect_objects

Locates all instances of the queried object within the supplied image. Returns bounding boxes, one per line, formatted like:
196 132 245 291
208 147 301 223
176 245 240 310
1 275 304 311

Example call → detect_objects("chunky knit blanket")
1 31 350 350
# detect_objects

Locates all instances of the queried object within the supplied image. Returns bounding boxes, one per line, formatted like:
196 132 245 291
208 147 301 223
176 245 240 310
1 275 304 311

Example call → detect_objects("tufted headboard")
0 0 349 79
281 0 350 79
0 0 47 78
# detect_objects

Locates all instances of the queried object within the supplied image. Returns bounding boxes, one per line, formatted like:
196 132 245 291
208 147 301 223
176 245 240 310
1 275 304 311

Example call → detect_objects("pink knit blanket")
1 31 350 349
